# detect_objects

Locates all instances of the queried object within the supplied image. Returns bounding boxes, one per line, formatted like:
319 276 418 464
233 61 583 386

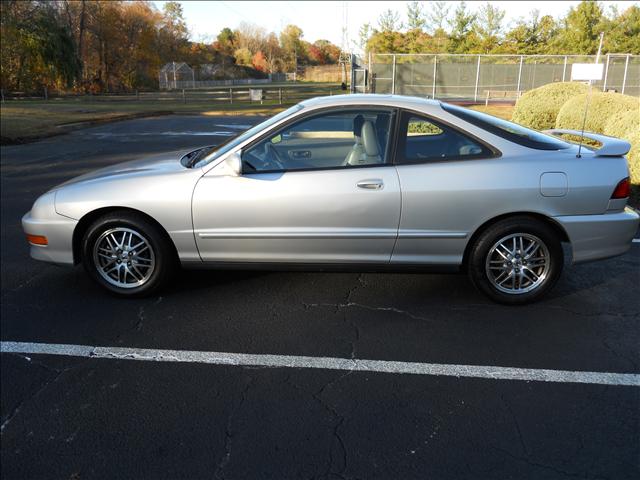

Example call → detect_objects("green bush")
623 130 640 183
625 130 640 207
511 82 589 130
603 110 640 139
555 92 639 134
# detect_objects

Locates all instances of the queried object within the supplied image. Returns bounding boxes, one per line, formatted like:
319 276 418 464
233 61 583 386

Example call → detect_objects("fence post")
602 54 610 92
182 88 186 104
229 88 233 104
621 54 630 94
473 55 481 102
517 55 523 93
391 54 396 94
562 56 567 82
44 86 48 100
432 55 437 99
279 88 282 104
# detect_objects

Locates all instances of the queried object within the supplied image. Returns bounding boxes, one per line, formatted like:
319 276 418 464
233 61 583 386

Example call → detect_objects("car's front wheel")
467 217 563 304
81 211 176 296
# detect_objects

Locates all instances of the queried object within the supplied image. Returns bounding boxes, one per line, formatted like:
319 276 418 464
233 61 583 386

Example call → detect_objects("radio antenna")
577 32 604 158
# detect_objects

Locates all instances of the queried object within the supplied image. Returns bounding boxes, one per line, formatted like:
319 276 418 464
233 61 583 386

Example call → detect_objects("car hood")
56 148 198 189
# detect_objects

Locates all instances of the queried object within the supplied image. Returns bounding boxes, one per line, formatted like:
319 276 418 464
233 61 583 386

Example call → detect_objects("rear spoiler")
543 129 631 157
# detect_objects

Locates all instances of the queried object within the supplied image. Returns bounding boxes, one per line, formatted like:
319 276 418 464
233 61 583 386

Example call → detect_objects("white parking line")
2 341 638 387
633 238 640 243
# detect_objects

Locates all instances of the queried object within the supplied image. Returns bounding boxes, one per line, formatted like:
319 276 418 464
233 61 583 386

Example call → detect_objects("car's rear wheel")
467 217 563 304
82 212 175 296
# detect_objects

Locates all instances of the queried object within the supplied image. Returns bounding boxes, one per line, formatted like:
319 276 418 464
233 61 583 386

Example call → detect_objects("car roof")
300 94 441 112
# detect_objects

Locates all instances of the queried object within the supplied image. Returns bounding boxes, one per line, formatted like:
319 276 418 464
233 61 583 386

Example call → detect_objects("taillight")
611 177 630 199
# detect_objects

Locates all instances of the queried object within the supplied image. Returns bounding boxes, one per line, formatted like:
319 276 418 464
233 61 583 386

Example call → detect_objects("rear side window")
441 102 571 151
397 112 492 164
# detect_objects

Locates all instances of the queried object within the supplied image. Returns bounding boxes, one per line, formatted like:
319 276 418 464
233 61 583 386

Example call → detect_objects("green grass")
468 104 514 120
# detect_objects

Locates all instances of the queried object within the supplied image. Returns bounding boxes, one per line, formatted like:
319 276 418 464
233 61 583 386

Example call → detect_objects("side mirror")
224 151 242 176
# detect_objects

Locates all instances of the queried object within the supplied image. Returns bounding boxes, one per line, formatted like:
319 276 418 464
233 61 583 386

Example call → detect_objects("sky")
152 1 637 50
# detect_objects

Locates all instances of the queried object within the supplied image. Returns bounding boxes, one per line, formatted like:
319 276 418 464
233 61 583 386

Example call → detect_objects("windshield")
441 102 571 151
192 104 304 168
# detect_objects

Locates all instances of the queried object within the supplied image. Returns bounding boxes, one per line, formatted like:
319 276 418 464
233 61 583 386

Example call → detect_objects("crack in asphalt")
285 373 352 480
214 375 254 480
304 302 432 322
0 354 84 435
135 296 163 332
500 395 530 458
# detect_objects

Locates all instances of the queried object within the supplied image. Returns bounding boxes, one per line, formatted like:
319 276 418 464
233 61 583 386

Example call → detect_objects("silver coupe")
22 95 639 304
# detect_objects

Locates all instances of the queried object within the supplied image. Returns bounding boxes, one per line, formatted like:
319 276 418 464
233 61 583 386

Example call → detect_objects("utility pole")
338 1 351 89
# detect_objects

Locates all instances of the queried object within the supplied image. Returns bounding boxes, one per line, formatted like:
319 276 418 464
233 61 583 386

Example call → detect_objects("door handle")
357 180 384 190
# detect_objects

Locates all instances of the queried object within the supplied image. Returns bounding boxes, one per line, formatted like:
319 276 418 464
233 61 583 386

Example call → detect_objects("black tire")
81 211 176 297
467 216 563 305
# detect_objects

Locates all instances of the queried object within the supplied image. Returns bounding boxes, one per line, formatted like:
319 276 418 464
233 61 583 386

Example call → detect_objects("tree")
236 22 267 55
308 44 326 64
426 1 451 34
475 4 505 52
216 27 236 56
554 0 605 54
234 47 252 66
252 51 267 71
262 32 283 72
504 11 558 54
358 23 371 52
159 1 189 59
604 5 640 54
448 1 478 53
378 9 402 32
406 2 426 31
279 24 304 70
366 30 406 54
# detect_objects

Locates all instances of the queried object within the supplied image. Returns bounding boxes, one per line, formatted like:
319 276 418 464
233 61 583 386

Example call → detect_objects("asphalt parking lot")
1 115 639 479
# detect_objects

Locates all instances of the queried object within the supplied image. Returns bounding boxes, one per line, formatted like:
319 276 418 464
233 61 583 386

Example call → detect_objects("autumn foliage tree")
0 1 341 93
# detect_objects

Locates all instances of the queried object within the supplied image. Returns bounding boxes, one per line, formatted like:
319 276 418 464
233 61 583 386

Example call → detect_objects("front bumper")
22 210 77 266
554 207 639 264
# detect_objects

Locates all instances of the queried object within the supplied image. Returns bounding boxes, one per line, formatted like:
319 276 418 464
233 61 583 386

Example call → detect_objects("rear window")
441 103 571 151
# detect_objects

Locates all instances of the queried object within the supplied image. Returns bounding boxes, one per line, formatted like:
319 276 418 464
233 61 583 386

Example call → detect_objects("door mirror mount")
224 151 243 176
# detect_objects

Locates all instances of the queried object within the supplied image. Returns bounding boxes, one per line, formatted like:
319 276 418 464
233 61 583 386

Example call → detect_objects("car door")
192 108 401 264
391 110 498 265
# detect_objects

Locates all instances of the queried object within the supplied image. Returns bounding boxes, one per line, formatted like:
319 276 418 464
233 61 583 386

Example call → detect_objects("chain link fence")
351 53 639 101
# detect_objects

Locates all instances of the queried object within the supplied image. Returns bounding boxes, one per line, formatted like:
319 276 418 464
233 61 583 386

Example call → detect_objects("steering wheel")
263 142 285 170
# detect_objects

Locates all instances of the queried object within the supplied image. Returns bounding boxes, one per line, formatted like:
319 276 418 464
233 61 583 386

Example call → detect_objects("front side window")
398 112 492 164
242 109 394 172
192 104 304 168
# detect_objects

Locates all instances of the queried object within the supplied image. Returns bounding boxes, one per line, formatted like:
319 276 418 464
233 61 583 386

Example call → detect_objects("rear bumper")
554 207 639 264
22 211 77 265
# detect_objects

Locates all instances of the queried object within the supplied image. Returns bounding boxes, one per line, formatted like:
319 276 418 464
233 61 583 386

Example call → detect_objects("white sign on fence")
249 89 263 101
571 63 604 81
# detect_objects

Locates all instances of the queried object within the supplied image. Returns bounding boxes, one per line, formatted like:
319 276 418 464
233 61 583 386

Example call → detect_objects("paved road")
1 116 639 479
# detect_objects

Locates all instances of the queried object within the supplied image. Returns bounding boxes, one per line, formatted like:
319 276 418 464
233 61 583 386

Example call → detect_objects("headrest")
353 114 364 137
361 121 379 157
